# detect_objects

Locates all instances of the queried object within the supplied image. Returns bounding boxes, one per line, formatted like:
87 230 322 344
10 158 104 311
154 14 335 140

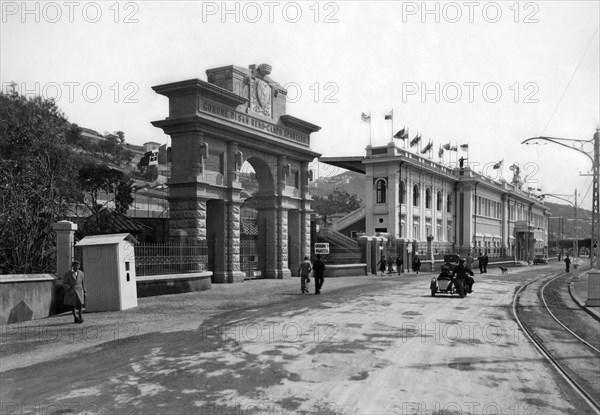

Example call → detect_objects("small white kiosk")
76 233 138 312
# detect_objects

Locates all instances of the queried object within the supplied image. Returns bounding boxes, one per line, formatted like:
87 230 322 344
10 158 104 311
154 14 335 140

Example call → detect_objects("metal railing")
134 242 211 276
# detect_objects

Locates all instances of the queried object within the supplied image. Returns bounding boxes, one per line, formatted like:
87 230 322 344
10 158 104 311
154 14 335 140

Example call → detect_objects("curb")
568 278 600 322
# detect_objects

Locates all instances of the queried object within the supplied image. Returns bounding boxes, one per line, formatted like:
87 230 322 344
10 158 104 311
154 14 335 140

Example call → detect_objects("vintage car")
533 254 548 265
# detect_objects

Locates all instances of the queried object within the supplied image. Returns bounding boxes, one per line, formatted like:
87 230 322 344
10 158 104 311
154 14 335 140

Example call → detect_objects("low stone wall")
136 272 212 297
324 264 368 278
0 274 58 324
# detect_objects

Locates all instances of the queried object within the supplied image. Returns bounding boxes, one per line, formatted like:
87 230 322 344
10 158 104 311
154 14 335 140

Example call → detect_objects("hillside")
310 170 365 203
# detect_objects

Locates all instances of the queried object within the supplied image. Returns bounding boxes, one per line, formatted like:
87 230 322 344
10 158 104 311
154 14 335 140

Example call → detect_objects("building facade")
323 142 550 262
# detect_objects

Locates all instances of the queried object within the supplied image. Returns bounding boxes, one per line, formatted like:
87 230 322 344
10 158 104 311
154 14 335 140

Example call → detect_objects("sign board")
407 245 413 253
314 243 330 255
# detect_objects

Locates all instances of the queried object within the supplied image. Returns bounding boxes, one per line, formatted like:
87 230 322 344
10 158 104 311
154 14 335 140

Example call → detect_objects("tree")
0 90 77 273
312 188 362 221
76 163 134 215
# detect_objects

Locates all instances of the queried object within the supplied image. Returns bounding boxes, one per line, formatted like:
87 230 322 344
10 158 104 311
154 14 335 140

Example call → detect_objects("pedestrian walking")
564 255 571 273
313 254 326 294
465 251 474 272
477 252 484 274
299 256 312 293
482 252 489 273
412 254 421 275
386 256 394 274
377 257 387 276
395 256 403 275
63 260 86 324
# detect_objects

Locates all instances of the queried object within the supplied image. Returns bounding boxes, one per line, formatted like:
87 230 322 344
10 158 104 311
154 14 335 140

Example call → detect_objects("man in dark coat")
395 256 403 275
482 252 489 273
313 254 326 294
412 254 422 275
564 255 571 272
452 259 474 298
63 261 86 323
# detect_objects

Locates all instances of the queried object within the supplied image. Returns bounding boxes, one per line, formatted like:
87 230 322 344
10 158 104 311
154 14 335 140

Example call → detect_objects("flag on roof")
493 160 504 169
410 134 421 147
460 143 469 150
443 142 451 150
438 145 444 158
449 145 458 151
393 128 406 139
421 141 433 154
361 112 371 123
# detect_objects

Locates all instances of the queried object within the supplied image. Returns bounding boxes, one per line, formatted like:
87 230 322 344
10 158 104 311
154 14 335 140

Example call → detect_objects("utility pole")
574 189 578 261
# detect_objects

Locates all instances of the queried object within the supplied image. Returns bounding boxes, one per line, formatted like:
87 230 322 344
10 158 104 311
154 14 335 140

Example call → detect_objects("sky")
1 0 599 209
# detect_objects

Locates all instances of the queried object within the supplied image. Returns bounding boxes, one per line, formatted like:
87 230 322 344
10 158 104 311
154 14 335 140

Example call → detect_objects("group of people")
377 254 423 276
298 254 326 294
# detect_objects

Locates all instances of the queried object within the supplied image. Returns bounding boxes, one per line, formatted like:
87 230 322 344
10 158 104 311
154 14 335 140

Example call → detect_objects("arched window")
425 188 431 209
437 191 442 211
447 194 452 213
413 184 420 207
376 179 387 204
400 181 406 204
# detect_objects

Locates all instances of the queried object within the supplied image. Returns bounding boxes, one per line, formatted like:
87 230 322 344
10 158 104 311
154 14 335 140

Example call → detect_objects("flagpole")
370 118 372 146
391 109 394 142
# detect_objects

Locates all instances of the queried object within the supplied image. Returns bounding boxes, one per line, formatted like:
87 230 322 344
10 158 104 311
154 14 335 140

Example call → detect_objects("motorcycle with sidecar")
430 255 471 297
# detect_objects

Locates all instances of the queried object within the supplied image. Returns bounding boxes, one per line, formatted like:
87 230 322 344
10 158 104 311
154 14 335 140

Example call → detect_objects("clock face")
251 79 271 117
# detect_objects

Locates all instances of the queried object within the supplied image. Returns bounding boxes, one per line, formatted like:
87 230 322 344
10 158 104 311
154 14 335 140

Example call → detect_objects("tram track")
513 271 600 414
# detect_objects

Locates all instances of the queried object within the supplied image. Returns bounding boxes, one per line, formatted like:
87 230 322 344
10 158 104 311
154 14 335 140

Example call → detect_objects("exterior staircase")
318 227 358 249
330 207 366 232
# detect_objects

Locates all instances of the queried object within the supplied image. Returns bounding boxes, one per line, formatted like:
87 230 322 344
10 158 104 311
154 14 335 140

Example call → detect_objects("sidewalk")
569 271 600 321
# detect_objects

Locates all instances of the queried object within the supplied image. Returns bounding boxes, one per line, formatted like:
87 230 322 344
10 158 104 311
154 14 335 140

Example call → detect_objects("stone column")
261 204 279 279
169 197 208 243
225 201 245 283
300 161 312 260
53 220 77 280
277 208 291 278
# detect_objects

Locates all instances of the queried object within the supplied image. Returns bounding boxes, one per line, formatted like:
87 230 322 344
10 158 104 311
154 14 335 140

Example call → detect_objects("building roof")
81 209 151 235
319 156 366 174
76 233 139 246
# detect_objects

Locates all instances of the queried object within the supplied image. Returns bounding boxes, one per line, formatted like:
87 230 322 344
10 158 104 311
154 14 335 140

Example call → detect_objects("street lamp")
522 129 599 269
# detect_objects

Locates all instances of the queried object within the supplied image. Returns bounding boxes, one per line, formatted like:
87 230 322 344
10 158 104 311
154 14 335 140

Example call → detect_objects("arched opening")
238 158 275 279
413 184 420 207
376 179 387 204
436 191 442 211
447 193 452 213
425 188 431 209
400 180 406 204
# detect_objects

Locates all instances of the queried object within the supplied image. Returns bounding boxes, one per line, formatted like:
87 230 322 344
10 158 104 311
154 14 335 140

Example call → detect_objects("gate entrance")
152 63 321 282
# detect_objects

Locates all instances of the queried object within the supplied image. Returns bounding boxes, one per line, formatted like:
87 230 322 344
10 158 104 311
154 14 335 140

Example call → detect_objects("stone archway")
152 63 320 282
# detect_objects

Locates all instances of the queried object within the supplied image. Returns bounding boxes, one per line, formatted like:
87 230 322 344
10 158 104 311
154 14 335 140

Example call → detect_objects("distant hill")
310 170 365 204
545 201 593 239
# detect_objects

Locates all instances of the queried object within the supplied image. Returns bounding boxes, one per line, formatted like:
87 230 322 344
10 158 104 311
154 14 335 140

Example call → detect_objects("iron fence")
134 242 211 276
